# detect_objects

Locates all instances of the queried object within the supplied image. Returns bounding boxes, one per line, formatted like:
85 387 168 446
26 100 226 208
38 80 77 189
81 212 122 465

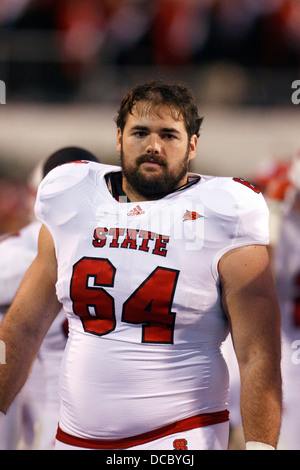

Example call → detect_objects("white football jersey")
35 161 269 441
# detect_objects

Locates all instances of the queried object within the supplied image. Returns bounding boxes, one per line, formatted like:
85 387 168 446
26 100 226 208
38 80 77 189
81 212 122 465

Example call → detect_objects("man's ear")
188 134 198 162
116 128 122 152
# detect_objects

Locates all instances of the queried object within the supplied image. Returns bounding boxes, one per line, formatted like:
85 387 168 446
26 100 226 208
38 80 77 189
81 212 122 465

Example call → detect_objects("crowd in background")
0 0 299 68
0 0 300 101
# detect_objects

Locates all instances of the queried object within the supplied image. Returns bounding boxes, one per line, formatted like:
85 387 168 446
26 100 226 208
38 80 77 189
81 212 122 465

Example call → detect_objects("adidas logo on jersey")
127 205 145 216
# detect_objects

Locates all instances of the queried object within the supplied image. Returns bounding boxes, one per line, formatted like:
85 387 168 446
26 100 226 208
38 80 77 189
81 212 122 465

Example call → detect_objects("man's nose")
146 135 161 154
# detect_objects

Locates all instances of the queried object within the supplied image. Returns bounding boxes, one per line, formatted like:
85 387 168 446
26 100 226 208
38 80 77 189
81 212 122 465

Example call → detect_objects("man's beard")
120 147 190 200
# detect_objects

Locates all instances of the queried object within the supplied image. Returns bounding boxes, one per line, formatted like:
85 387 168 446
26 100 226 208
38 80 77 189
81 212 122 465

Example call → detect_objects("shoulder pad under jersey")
197 175 266 217
37 160 100 198
34 161 117 228
199 174 269 245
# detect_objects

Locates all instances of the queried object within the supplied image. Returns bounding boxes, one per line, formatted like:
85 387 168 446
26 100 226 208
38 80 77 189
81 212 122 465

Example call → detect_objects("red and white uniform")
0 221 67 449
35 162 269 450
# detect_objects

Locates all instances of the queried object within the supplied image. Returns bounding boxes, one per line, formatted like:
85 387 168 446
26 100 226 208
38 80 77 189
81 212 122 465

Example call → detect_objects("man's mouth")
142 160 161 167
137 155 166 168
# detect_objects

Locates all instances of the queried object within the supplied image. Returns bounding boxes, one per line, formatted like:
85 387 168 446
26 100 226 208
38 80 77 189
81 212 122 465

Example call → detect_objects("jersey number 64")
70 257 179 344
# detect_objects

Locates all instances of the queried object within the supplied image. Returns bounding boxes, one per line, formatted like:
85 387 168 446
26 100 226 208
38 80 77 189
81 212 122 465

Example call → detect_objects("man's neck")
106 171 200 203
121 176 164 203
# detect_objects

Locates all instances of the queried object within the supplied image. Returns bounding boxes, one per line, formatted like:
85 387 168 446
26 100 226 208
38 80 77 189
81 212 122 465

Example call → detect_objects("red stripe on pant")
56 409 229 449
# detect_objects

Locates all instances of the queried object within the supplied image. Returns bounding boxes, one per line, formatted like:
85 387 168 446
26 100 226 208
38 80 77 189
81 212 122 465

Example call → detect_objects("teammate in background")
223 155 299 450
273 152 300 449
0 147 100 449
0 81 281 450
252 158 293 272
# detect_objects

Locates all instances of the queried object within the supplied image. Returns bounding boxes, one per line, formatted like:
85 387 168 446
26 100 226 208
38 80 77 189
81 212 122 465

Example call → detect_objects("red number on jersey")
70 257 116 336
70 257 179 343
122 267 178 344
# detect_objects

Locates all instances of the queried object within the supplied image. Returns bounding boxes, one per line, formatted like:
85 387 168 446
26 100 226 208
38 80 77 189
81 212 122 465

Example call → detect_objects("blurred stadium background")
0 0 299 234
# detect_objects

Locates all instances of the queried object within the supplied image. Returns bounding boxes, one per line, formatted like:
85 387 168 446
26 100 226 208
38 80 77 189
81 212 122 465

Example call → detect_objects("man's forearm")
240 360 282 448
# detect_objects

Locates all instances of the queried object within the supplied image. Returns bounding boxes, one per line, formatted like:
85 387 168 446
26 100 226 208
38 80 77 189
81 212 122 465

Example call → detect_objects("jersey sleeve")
232 177 269 246
209 177 270 280
34 161 98 246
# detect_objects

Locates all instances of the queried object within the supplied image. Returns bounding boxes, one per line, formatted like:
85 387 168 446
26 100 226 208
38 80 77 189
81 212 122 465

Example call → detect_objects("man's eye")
163 134 176 140
134 131 147 137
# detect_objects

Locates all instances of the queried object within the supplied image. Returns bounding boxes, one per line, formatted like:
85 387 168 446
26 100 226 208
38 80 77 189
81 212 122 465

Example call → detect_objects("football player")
0 81 281 450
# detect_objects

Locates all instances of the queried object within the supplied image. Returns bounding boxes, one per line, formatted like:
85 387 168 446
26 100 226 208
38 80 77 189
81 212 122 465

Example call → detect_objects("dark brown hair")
115 80 203 139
